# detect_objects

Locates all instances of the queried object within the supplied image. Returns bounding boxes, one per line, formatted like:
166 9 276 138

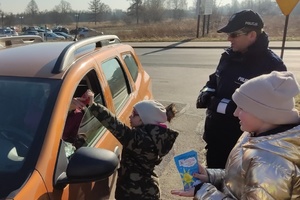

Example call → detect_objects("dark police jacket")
203 32 287 143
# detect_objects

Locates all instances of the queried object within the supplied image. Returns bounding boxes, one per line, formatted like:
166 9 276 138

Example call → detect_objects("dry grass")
72 14 300 42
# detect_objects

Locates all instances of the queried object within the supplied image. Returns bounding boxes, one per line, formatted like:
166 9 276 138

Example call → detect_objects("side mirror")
55 147 118 189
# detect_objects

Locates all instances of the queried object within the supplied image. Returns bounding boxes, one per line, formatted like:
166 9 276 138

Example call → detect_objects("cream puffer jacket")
194 125 300 199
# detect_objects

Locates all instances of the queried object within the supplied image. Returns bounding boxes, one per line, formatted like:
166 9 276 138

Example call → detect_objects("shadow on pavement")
141 38 194 56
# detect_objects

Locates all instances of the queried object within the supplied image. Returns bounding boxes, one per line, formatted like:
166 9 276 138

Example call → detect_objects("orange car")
0 35 153 199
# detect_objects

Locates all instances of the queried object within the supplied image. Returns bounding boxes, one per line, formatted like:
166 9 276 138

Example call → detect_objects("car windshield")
0 77 60 198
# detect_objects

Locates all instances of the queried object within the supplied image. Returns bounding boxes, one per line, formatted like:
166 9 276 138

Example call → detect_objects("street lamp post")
1 12 6 30
19 16 24 31
74 13 80 41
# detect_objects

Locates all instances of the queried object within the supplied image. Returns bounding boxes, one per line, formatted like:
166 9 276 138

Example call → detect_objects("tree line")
0 0 299 28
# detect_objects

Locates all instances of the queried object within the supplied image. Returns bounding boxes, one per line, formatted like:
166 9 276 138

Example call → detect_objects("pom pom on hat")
232 71 300 125
134 100 167 125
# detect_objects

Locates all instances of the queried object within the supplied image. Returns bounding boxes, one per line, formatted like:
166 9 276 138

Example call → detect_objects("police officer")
196 9 287 169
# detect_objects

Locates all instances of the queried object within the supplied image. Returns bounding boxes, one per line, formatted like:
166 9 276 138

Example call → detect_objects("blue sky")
0 0 231 14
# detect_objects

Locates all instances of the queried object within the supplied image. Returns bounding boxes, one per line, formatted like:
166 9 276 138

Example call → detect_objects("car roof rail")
0 35 44 48
52 35 121 74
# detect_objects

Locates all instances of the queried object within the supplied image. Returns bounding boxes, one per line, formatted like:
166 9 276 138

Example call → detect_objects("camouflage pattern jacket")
90 103 179 200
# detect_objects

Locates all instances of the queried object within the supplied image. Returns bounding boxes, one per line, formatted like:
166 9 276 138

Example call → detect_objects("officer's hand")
196 92 214 108
196 87 216 109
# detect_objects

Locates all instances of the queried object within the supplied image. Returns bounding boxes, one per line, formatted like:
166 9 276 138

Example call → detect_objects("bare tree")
244 0 276 15
229 0 279 15
167 0 187 20
88 0 109 24
143 0 165 22
167 0 187 9
89 0 101 24
52 0 73 24
25 0 39 15
25 0 39 25
54 0 72 13
230 0 240 13
127 0 143 24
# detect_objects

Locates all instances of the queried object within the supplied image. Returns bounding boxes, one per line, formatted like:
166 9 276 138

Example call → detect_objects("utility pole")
275 0 300 59
74 13 80 41
1 12 5 30
196 0 201 38
19 16 24 31
203 0 213 37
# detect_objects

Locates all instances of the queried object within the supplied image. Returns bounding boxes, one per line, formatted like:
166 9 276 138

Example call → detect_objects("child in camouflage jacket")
84 91 178 200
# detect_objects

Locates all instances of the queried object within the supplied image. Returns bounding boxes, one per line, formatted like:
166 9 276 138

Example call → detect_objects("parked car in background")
70 27 88 35
78 28 103 39
52 26 69 34
38 26 53 33
0 28 18 37
22 30 39 36
0 35 153 200
43 32 65 40
53 31 74 40
23 26 40 32
22 26 52 34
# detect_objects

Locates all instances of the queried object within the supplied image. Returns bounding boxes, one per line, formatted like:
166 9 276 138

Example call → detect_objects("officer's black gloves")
196 86 216 108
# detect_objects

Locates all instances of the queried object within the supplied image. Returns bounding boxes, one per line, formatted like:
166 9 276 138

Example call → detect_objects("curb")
130 45 300 50
126 41 300 50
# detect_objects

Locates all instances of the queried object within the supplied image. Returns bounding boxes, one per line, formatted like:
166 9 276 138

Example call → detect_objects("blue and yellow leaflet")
174 150 201 191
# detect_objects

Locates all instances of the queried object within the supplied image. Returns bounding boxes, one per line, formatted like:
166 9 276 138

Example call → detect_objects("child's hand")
193 164 209 182
171 188 194 197
78 89 94 106
86 89 94 106
69 98 86 111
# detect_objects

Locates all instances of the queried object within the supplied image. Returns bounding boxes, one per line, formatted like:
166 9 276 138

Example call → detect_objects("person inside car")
62 88 91 148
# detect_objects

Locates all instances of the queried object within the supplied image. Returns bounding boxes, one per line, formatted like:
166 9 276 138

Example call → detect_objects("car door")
65 70 121 200
42 60 121 200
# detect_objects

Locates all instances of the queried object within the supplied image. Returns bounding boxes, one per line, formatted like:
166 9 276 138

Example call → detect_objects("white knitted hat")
232 71 300 124
134 100 167 125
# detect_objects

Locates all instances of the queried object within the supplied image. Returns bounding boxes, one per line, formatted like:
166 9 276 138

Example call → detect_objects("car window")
0 77 60 197
102 59 130 110
0 80 51 171
62 70 106 156
78 71 106 146
123 54 138 82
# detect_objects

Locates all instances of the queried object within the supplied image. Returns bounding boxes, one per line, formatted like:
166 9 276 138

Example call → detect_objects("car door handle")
114 146 121 160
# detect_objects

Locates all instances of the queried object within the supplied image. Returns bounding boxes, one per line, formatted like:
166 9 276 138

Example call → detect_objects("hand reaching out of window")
69 89 94 111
